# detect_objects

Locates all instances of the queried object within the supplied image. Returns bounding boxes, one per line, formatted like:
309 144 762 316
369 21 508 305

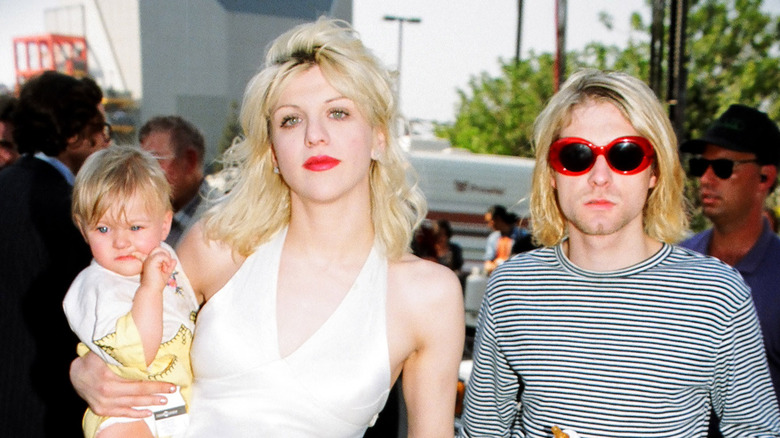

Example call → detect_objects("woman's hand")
69 351 176 418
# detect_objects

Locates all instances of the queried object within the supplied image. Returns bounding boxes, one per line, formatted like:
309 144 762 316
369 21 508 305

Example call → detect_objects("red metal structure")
13 34 88 89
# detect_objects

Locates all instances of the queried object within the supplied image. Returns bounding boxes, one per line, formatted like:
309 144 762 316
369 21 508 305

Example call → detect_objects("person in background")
0 71 107 438
411 219 439 262
434 219 464 274
139 115 208 247
483 204 522 273
511 216 539 255
460 69 780 437
71 18 464 437
0 94 19 169
679 104 780 438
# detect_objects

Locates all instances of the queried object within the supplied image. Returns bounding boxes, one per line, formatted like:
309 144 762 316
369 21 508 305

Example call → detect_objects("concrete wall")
137 0 349 164
138 0 229 162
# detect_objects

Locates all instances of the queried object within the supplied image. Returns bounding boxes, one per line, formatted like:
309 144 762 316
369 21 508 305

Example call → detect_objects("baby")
64 145 199 438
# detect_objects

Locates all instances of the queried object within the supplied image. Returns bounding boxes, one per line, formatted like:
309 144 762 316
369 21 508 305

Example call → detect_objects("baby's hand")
135 247 177 290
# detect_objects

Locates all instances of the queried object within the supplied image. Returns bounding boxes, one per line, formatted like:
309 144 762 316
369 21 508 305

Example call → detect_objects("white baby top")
186 228 391 437
63 242 198 377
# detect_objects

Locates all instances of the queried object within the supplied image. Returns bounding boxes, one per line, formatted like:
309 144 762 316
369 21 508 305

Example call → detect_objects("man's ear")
65 134 82 151
648 171 658 189
183 148 200 172
759 165 777 189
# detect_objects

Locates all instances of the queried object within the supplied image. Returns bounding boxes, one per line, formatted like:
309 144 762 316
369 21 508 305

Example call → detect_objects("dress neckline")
270 227 379 360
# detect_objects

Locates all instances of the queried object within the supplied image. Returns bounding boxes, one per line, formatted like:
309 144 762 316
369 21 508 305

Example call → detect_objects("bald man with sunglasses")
680 104 780 438
459 71 780 438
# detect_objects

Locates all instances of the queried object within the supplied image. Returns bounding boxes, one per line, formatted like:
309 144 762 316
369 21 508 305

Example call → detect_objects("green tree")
439 0 780 159
684 0 780 140
435 53 556 157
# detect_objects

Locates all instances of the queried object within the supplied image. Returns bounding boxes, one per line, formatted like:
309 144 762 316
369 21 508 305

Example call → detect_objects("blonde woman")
71 18 464 437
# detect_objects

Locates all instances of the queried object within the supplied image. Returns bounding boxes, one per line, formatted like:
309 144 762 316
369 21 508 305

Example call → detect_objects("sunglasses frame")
549 136 656 176
687 157 758 180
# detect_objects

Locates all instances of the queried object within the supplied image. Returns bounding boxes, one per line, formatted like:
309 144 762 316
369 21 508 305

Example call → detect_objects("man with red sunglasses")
680 104 780 438
459 70 780 438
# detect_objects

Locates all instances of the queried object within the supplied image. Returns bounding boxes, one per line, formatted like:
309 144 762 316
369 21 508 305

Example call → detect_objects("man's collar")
733 218 776 274
33 152 75 185
173 179 208 224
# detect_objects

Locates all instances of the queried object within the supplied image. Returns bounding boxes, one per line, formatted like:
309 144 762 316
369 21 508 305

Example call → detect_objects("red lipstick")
303 155 341 171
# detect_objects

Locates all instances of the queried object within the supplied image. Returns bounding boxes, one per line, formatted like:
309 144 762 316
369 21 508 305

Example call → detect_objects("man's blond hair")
530 69 688 246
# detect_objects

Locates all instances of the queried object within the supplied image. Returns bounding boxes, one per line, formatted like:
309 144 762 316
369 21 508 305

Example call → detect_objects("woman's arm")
69 351 175 418
393 259 465 437
177 221 242 304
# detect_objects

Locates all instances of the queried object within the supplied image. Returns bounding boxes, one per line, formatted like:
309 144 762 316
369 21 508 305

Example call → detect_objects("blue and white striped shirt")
461 243 780 438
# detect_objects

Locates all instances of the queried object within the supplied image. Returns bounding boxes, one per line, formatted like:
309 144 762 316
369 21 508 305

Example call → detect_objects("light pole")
383 15 421 113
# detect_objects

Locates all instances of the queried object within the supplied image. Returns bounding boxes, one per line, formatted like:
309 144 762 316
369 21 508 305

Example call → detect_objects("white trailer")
405 140 536 264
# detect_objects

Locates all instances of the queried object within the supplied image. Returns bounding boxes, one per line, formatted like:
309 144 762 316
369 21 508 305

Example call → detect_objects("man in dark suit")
0 71 108 437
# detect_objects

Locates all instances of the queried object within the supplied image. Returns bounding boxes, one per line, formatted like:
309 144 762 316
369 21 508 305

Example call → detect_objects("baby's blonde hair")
72 144 172 233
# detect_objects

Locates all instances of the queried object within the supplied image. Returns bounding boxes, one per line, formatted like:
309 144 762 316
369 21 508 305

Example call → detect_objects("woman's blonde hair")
530 69 688 246
204 17 426 259
72 144 172 233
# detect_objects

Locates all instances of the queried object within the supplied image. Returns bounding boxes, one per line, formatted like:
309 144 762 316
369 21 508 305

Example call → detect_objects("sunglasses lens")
711 160 734 179
687 158 734 179
607 141 646 172
688 158 707 177
558 143 594 173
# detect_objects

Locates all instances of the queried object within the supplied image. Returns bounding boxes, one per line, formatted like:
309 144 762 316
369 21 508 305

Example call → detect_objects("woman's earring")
273 166 280 174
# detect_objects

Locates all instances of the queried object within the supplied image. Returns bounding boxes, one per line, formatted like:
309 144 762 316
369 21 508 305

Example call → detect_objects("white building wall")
139 0 231 162
138 0 229 116
139 1 332 163
224 13 305 101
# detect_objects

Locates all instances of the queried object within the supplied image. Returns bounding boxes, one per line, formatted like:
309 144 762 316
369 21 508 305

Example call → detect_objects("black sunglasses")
688 157 758 179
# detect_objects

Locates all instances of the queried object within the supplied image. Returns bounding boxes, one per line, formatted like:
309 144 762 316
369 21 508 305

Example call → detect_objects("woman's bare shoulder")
177 221 245 303
387 253 464 375
388 253 463 310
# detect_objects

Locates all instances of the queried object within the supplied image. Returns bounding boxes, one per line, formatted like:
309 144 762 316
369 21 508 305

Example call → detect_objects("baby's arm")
132 246 177 366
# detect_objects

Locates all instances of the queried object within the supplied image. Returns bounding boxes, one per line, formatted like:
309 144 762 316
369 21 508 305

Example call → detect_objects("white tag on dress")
150 386 189 437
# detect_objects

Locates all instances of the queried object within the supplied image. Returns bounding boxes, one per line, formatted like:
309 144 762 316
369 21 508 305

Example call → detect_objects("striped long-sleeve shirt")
460 243 780 438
